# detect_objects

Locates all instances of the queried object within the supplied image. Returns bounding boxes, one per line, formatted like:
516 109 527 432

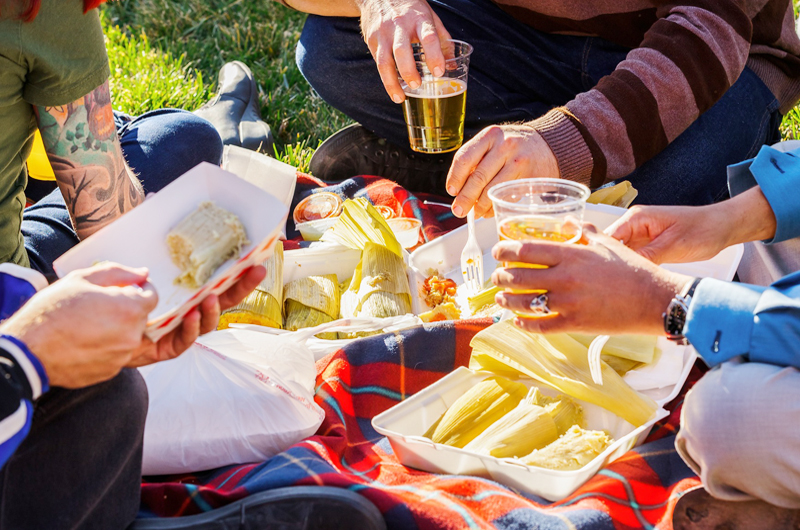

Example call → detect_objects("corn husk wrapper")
587 181 638 209
219 241 283 330
569 334 658 364
467 284 501 315
284 274 340 340
469 320 657 427
424 375 528 448
463 388 558 459
168 201 249 289
601 355 642 376
519 425 612 471
528 388 585 435
321 198 403 258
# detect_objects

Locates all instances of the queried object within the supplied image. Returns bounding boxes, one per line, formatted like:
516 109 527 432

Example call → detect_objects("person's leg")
676 359 800 508
616 68 782 206
297 0 595 150
22 109 223 281
0 369 148 529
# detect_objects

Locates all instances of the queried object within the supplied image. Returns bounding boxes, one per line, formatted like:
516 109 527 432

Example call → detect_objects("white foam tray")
53 163 288 342
373 367 669 501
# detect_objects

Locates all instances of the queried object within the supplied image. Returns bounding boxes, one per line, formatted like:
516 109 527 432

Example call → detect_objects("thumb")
604 215 635 244
78 262 150 288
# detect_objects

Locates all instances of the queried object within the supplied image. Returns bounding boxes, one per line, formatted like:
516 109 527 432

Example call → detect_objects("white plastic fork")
588 335 610 385
460 209 484 295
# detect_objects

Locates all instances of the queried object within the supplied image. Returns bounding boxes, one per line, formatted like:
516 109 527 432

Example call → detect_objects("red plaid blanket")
140 177 704 529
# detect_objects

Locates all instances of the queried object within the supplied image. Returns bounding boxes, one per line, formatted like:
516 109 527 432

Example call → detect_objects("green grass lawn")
103 0 800 171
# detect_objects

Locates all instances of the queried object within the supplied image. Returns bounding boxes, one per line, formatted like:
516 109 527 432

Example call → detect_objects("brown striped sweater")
499 0 800 187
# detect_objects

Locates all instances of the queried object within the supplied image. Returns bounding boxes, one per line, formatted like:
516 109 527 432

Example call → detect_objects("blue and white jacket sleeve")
727 144 800 244
0 264 49 468
684 271 800 369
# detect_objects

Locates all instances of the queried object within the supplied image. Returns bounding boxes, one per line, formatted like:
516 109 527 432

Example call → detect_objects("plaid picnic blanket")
140 177 704 529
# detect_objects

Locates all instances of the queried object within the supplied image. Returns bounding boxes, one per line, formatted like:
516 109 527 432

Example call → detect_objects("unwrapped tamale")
167 201 249 289
219 241 284 330
519 425 612 470
284 274 340 339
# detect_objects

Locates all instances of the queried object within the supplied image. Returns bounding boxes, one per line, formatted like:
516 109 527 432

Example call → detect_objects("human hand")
0 263 157 388
490 225 692 335
357 0 452 103
126 265 266 368
446 124 559 218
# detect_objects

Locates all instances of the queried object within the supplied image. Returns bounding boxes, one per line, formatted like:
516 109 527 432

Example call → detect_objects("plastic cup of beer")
488 178 590 308
398 40 473 154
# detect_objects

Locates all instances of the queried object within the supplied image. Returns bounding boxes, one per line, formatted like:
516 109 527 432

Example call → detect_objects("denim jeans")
22 108 223 281
297 0 782 206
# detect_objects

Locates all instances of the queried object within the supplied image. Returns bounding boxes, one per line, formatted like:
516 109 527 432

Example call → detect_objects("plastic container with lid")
293 192 343 225
388 217 422 249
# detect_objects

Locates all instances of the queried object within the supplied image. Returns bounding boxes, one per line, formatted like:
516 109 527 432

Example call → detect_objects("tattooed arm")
34 81 144 239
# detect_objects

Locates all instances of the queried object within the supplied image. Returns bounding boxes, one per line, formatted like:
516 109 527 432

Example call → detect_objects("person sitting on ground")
486 142 800 526
280 0 800 215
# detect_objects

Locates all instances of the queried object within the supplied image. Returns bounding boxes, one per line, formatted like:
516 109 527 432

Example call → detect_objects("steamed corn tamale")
528 388 584 435
284 274 340 339
519 425 612 471
469 320 657 427
569 334 658 364
463 388 558 459
167 201 249 289
340 242 412 320
219 242 284 330
424 376 528 448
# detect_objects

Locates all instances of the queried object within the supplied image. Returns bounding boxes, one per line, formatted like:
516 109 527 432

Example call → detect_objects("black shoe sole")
128 486 386 530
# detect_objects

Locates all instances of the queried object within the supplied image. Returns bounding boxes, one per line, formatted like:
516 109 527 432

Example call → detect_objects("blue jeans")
22 109 223 281
297 0 782 206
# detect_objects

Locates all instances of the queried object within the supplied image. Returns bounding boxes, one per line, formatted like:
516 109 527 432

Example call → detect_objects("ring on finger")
528 293 551 316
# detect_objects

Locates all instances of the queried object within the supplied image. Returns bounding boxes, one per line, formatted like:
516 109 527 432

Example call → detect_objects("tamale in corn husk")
528 388 584 435
424 375 528 448
321 198 404 259
167 201 249 289
219 241 284 330
569 334 658 364
519 425 612 471
587 180 638 209
463 387 558 459
284 273 340 339
469 320 657 427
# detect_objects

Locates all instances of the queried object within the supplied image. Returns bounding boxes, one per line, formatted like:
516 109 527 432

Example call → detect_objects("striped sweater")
496 0 800 187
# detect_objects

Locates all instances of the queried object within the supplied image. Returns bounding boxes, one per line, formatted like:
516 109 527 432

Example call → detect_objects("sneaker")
672 486 800 529
194 61 274 155
309 124 454 195
128 486 386 530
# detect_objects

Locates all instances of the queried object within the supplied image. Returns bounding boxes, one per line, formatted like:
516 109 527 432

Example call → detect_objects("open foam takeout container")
53 162 289 342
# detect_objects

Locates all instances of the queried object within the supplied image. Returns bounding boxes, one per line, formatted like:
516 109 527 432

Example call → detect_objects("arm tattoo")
35 81 144 239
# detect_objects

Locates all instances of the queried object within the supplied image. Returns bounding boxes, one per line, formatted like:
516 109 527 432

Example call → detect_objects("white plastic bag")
139 328 324 475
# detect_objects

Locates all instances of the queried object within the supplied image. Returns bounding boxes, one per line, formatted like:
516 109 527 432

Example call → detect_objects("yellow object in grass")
424 375 528 448
219 242 284 330
469 320 658 427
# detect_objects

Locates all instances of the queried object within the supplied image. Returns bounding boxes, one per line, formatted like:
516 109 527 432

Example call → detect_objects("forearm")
280 0 359 16
35 82 144 240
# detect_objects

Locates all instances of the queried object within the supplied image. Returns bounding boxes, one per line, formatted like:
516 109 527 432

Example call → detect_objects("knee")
103 369 148 442
172 113 224 167
297 15 361 92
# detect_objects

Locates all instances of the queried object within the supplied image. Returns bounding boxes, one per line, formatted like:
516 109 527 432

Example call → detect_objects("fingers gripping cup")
399 40 473 154
488 178 590 316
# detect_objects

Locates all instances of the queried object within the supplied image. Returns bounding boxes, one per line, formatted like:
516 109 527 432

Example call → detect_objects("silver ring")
528 293 551 316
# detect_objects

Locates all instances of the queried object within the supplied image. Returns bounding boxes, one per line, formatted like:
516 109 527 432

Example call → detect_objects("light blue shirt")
685 145 800 368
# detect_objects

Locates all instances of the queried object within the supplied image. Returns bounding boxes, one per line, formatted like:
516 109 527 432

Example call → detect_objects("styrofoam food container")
407 203 744 315
296 217 339 241
388 217 422 249
53 163 288 342
372 367 669 501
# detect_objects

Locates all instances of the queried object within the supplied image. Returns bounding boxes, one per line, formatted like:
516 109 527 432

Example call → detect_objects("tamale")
467 284 501 315
569 334 658 364
322 198 404 258
167 201 249 289
463 388 558 459
284 274 340 339
527 388 584 435
425 375 528 448
519 425 612 471
340 242 412 319
219 241 284 330
469 320 658 427
587 181 638 208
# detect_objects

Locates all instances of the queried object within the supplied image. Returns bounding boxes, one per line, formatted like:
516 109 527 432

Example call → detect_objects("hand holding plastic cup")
488 178 591 314
398 40 473 154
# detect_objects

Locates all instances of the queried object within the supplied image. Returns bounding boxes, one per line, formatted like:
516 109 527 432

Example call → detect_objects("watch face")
665 297 689 340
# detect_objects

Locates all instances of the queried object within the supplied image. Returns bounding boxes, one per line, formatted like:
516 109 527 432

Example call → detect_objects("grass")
103 0 800 169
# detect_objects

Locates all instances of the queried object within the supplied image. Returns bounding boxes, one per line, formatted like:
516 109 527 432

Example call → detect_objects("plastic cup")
398 40 473 154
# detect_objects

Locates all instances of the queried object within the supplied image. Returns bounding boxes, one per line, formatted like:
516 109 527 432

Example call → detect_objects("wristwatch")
663 278 702 344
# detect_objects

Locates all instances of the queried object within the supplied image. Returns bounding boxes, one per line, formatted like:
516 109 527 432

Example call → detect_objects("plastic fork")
588 335 610 385
460 209 484 295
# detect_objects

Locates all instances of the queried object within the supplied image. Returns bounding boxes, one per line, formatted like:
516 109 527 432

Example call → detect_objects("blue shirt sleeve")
727 145 800 244
685 272 800 368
